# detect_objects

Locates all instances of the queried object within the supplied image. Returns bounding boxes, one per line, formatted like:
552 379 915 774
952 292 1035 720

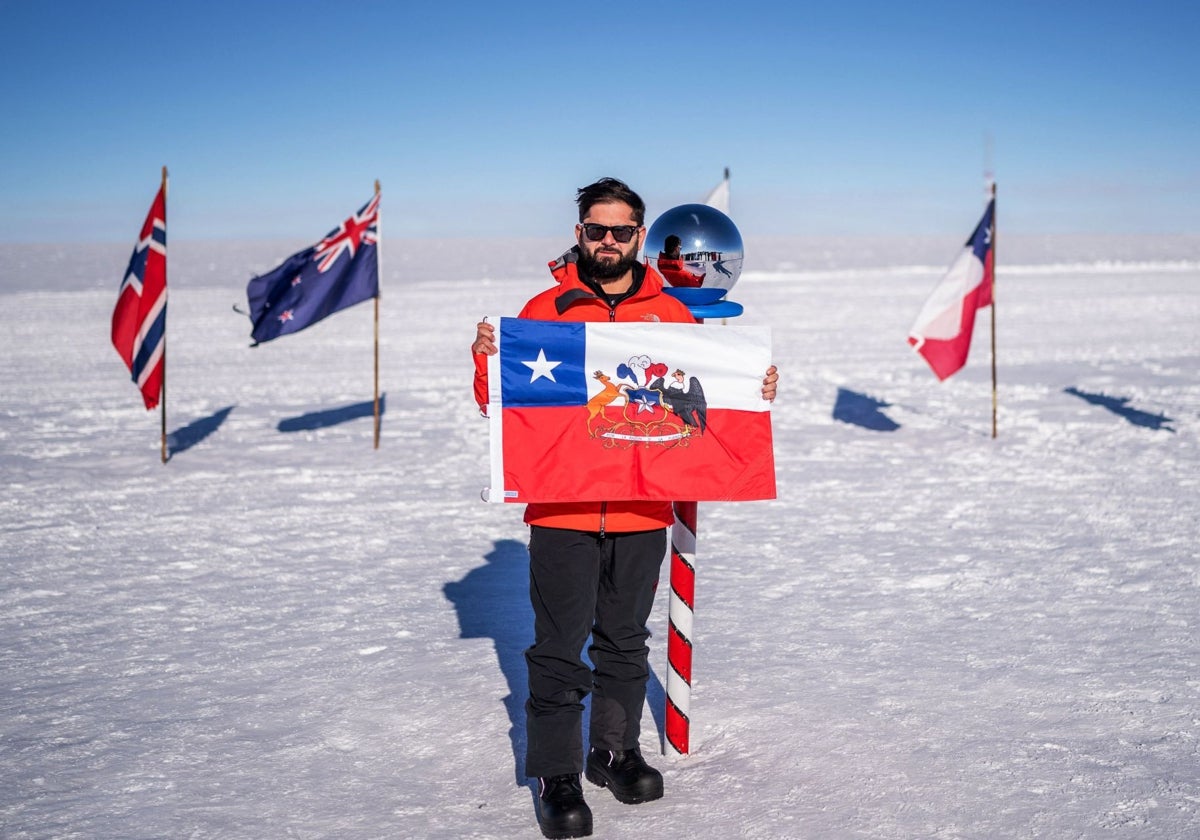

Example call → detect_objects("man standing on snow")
471 177 778 839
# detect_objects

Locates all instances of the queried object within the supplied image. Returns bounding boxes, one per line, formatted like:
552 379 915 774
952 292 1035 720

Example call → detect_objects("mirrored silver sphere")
644 203 744 304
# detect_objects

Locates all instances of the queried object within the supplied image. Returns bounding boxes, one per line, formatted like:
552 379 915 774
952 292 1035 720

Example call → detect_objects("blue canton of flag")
246 193 380 344
498 320 588 407
968 200 994 265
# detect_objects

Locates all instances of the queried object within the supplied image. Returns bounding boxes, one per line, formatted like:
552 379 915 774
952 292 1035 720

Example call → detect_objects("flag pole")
373 179 382 450
664 301 738 757
989 181 998 439
666 499 697 756
160 165 169 464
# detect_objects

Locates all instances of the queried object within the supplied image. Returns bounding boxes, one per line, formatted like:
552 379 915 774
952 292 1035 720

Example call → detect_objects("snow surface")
2 236 1199 839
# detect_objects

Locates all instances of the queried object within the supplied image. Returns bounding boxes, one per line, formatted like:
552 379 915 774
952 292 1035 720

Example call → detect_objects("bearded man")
471 178 778 839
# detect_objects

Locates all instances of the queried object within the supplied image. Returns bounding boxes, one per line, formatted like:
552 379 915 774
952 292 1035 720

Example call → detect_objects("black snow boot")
584 747 664 804
535 774 593 839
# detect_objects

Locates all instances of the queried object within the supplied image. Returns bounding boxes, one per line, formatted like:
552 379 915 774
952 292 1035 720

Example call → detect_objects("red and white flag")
486 318 775 503
112 184 167 408
908 199 995 380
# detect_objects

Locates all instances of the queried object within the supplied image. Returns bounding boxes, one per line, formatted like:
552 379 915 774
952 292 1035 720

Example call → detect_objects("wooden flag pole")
373 179 382 449
160 165 169 464
989 181 998 440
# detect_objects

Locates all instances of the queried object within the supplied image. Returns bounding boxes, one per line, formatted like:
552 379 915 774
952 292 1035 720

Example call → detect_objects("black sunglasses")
580 223 640 244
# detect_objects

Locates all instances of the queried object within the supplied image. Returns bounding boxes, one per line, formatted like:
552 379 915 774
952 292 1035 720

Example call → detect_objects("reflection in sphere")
644 204 744 304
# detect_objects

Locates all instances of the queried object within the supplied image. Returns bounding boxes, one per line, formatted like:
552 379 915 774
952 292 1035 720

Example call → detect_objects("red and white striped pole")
663 300 743 758
666 499 697 756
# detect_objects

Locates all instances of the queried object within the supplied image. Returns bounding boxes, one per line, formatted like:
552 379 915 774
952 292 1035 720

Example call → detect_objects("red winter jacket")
656 255 705 288
473 248 696 533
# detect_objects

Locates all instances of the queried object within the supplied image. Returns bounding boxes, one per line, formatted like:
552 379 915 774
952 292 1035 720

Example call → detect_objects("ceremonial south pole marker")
661 295 743 757
646 202 747 757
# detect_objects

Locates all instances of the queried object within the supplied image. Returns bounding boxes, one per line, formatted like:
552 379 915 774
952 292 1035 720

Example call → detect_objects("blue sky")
1 0 1196 243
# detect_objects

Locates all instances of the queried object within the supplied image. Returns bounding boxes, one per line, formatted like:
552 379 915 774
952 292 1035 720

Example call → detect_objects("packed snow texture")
2 235 1199 839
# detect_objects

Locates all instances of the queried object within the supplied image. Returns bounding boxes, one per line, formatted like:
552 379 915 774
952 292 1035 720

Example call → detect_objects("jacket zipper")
594 297 624 537
599 303 617 537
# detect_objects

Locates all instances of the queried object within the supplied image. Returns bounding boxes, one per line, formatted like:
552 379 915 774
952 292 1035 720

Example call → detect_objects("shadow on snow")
443 538 669 788
1064 387 1175 432
166 405 235 459
832 387 900 432
276 393 386 433
444 539 533 787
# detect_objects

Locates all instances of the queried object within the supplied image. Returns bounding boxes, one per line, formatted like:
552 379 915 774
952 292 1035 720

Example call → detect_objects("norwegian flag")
112 184 167 409
907 199 995 380
246 193 380 344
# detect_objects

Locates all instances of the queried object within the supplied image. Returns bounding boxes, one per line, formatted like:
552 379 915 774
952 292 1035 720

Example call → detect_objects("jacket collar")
547 246 663 315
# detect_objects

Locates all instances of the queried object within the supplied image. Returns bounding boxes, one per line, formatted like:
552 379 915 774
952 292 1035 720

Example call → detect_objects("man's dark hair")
576 177 646 225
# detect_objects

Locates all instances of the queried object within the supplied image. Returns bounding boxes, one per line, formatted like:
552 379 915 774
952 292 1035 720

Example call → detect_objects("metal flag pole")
989 181 998 440
160 165 169 464
373 179 382 449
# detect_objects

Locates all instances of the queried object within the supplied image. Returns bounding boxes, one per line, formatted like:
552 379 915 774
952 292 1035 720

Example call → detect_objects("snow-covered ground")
2 234 1198 839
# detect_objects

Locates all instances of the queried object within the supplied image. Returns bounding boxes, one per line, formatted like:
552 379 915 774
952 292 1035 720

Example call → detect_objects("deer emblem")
585 371 628 437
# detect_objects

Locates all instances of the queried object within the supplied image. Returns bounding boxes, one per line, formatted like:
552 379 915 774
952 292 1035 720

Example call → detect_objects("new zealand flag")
247 193 380 344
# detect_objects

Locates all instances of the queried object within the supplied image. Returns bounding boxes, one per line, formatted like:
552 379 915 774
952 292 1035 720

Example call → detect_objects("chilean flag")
486 318 775 503
908 199 995 380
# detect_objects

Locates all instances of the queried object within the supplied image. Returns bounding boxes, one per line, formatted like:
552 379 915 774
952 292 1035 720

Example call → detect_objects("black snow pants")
524 525 666 779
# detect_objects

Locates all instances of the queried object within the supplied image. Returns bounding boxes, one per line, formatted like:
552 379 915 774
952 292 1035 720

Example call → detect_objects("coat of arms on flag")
486 318 775 503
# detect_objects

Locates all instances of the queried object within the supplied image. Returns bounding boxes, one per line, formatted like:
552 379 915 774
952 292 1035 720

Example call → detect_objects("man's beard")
579 245 638 281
